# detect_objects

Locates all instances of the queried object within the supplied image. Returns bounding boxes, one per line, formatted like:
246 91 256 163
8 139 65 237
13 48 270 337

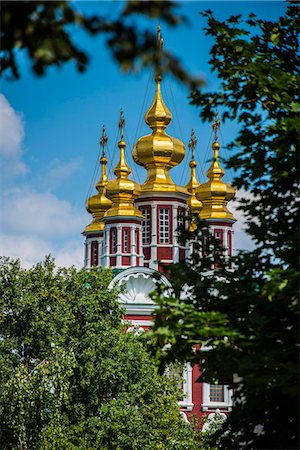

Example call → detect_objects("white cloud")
0 96 88 269
0 94 24 156
0 234 84 269
0 234 52 268
1 187 87 238
37 157 83 191
54 239 84 269
0 94 27 178
0 187 88 268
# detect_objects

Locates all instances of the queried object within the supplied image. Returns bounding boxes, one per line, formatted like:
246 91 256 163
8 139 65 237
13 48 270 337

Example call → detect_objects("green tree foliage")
148 5 299 449
0 256 196 449
0 0 202 88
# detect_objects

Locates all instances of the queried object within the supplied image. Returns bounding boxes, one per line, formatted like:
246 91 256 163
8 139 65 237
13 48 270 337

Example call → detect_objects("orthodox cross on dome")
119 109 125 140
155 24 163 81
157 24 163 52
212 110 221 142
188 129 197 160
99 125 108 157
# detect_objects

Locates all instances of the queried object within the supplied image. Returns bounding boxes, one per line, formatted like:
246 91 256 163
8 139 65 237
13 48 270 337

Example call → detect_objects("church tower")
102 111 144 269
83 26 236 423
196 111 236 262
132 46 189 270
83 126 111 267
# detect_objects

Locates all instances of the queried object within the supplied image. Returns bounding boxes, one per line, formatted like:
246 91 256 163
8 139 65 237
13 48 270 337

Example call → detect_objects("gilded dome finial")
104 112 142 218
83 126 112 233
208 110 222 182
144 26 170 131
196 116 236 221
114 110 131 179
186 129 202 228
132 25 186 192
97 125 109 189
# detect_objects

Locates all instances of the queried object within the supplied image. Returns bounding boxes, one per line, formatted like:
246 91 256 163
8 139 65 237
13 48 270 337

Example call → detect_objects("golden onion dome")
132 76 186 192
186 130 202 230
196 116 236 221
83 129 112 234
104 117 143 218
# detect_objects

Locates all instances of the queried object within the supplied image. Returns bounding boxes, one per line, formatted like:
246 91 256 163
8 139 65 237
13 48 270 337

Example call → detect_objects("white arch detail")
109 267 172 315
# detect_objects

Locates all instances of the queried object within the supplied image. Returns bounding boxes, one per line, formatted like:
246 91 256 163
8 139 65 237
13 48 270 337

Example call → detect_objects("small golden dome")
186 130 202 230
132 75 186 192
105 117 143 218
196 138 236 221
83 129 112 234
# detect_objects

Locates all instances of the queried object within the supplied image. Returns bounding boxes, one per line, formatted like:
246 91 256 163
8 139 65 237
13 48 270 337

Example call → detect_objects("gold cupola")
132 26 186 192
196 112 236 221
83 126 112 233
186 130 203 231
104 111 143 218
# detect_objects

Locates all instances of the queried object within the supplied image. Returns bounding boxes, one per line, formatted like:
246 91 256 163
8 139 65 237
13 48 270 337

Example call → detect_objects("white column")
116 226 122 267
223 227 228 258
150 203 158 270
84 239 88 268
102 226 109 267
97 237 103 268
130 225 136 266
173 204 179 263
138 224 144 266
86 239 91 268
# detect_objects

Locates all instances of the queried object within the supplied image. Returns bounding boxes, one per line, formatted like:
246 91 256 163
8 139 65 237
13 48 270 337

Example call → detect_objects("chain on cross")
212 110 221 142
188 129 197 160
99 125 108 156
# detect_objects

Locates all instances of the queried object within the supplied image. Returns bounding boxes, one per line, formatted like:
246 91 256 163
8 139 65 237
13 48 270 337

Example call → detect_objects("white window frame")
111 228 117 254
165 363 193 412
178 363 194 411
209 384 225 402
123 229 129 253
141 207 151 244
159 208 170 244
177 207 185 234
202 383 233 411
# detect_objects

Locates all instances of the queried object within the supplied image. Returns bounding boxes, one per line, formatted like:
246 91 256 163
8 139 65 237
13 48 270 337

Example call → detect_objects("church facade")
82 52 236 423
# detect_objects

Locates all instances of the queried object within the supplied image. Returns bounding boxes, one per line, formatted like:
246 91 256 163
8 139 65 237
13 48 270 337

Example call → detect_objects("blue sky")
0 1 286 267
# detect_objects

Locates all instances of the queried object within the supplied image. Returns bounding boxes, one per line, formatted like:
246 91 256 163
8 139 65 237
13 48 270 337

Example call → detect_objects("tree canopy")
0 0 202 88
148 5 299 449
0 257 196 449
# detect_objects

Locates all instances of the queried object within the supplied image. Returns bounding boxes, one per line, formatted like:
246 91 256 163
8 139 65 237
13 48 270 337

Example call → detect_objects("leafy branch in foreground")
0 0 202 89
0 256 197 449
147 5 299 449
